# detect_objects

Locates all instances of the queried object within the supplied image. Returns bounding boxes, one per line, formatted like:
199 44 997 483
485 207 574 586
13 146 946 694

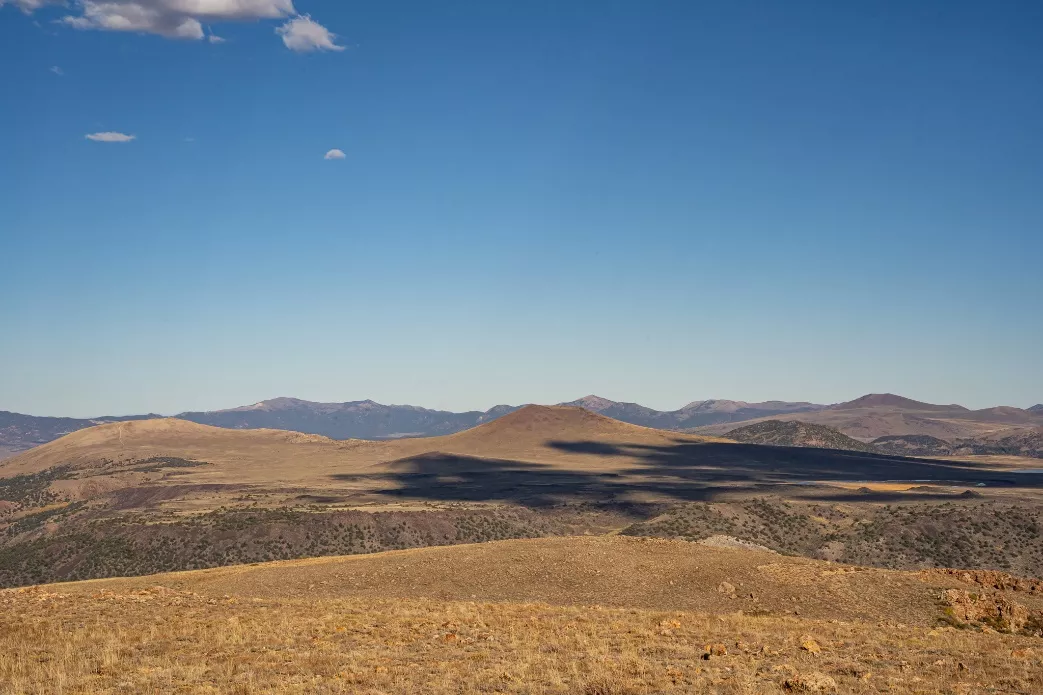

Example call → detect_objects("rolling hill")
690 393 1043 441
869 429 1043 459
0 410 161 460
4 536 1043 694
5 405 1043 588
723 420 878 453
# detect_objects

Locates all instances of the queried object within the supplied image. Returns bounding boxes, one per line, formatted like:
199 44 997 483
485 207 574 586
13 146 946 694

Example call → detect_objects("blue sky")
1 1 1041 416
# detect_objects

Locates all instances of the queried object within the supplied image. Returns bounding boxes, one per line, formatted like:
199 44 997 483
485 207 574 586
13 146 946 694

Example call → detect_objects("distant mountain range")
0 411 162 460
176 398 519 441
558 396 824 430
2 393 1041 459
688 393 1043 442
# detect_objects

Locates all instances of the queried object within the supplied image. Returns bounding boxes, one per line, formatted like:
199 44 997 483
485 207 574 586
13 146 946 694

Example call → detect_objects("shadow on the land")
331 452 736 507
330 440 1043 506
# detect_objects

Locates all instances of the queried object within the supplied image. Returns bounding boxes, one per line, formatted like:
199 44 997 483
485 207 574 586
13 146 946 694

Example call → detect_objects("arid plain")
4 406 1043 693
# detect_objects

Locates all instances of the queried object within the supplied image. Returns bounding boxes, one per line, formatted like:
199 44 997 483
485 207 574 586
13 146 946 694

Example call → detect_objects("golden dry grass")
52 535 1043 627
3 585 1041 694
4 537 1043 694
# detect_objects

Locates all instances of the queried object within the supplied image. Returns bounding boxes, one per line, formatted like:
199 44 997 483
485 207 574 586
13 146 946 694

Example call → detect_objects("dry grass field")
3 537 1043 694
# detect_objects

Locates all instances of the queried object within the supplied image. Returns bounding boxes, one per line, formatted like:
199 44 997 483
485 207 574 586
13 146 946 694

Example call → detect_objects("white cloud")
50 65 64 75
86 131 136 142
52 0 295 41
0 0 58 12
276 14 343 52
62 2 207 39
8 0 344 52
324 148 345 160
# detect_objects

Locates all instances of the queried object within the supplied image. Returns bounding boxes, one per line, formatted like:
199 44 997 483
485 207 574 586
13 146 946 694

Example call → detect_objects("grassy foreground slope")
4 537 1043 694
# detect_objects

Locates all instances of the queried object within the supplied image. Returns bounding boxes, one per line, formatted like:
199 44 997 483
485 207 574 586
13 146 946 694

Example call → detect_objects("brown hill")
6 404 1043 517
723 420 877 453
5 536 1043 694
967 406 1043 425
33 535 1043 627
7 407 1043 590
691 394 1042 441
0 406 731 510
834 393 966 413
0 417 379 482
434 404 714 460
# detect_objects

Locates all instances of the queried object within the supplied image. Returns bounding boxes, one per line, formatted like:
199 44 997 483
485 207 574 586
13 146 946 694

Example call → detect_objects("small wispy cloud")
277 14 344 52
49 65 64 76
86 132 136 143
9 1 346 53
2 0 57 12
183 136 195 142
324 148 346 160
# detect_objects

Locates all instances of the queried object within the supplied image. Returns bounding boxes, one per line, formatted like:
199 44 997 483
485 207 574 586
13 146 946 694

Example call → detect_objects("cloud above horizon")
2 0 341 50
276 14 344 52
0 0 54 11
324 148 346 160
85 131 136 142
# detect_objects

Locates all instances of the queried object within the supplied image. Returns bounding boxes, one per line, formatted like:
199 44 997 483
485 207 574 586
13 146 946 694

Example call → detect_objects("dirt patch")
698 535 776 553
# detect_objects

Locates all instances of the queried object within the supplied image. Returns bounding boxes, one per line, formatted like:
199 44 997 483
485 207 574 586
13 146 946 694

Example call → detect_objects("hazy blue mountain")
5 393 1036 456
559 395 825 429
176 398 522 440
0 411 160 458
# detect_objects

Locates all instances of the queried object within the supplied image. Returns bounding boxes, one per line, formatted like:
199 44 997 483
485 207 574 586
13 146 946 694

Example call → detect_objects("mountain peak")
834 393 964 412
225 397 314 412
680 399 751 413
449 404 679 444
1029 404 1043 413
560 395 619 412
